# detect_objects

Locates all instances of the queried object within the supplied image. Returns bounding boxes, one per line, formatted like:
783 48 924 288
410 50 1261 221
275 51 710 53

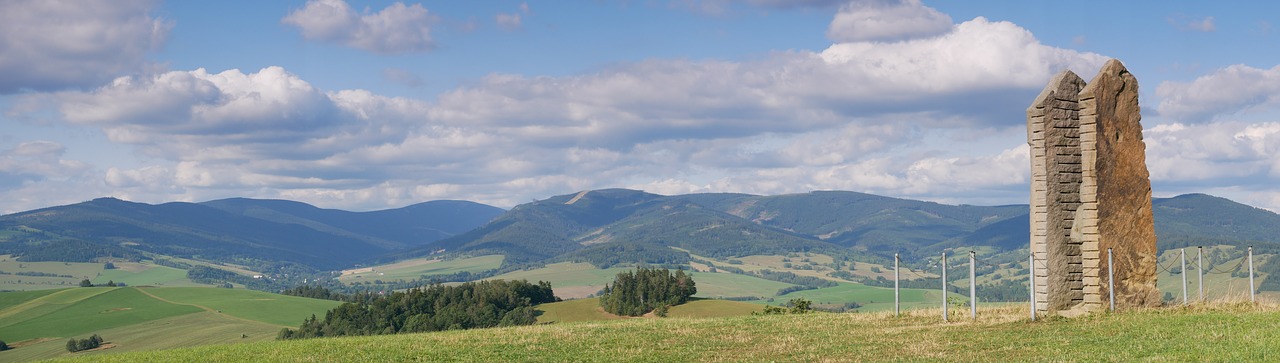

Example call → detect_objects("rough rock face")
1076 59 1161 309
1027 59 1160 315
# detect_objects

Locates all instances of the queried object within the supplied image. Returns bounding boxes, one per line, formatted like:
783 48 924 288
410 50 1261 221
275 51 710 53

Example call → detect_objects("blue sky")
2 0 1279 213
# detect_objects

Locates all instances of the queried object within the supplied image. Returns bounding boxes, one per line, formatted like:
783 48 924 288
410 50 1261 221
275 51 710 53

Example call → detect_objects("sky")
1 0 1279 213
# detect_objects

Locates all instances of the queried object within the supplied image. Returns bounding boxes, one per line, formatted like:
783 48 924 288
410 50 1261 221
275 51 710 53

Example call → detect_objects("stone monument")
1027 59 1160 315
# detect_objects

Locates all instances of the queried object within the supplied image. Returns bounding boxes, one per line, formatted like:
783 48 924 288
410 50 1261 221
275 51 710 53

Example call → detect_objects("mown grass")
535 298 624 323
773 282 951 312
48 303 1280 362
0 256 104 291
0 289 61 310
687 272 795 298
339 255 504 284
94 264 197 287
535 298 761 323
0 287 202 342
139 287 342 326
0 310 284 362
666 299 761 318
0 288 115 324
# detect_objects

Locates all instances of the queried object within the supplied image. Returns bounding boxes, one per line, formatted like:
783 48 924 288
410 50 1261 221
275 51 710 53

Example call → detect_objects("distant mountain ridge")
425 189 1280 265
0 197 504 270
2 190 1279 274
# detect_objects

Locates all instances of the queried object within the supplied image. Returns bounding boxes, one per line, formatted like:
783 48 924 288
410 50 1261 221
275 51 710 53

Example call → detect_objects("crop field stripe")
137 287 342 327
0 288 114 322
0 287 203 342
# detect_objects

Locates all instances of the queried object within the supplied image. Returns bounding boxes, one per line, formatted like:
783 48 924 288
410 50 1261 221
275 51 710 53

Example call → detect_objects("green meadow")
0 287 340 362
45 303 1280 362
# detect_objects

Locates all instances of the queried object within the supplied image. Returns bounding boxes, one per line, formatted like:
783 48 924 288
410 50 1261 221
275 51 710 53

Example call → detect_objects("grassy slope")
338 255 504 284
137 287 342 327
535 298 624 323
50 304 1280 362
0 289 60 310
94 264 197 287
0 256 209 291
774 282 944 312
535 298 762 323
0 286 341 362
686 272 795 298
0 288 203 342
0 311 285 362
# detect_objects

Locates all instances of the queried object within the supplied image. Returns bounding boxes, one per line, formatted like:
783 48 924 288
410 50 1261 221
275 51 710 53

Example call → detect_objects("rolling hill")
418 189 1280 266
0 286 340 362
0 198 503 270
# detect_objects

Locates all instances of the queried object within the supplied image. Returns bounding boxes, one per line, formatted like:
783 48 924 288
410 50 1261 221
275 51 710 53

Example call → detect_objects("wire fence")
887 246 1259 322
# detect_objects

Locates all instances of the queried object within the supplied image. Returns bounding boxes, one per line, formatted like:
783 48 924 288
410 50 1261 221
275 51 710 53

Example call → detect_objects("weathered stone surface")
1076 59 1161 309
1027 59 1160 315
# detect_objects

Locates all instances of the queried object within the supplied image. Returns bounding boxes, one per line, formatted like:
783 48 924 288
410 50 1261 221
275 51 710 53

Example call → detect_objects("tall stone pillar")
1026 70 1086 314
1027 59 1159 315
1076 59 1161 309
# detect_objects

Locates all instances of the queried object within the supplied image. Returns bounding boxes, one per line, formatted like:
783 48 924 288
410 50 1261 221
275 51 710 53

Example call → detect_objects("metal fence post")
894 253 900 317
1198 246 1204 302
1108 248 1114 312
941 251 948 322
1029 252 1036 321
1249 246 1256 303
1181 248 1187 305
970 251 976 319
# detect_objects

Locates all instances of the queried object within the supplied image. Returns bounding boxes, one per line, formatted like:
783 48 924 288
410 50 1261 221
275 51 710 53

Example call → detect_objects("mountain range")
3 189 1280 273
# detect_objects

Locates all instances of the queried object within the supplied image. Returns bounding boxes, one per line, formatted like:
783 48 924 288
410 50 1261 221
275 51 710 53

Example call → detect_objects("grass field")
687 272 796 298
535 298 762 323
666 299 762 318
0 287 341 362
0 256 212 291
0 288 204 342
339 255 504 284
534 298 625 323
46 303 1280 362
488 262 634 299
773 282 951 312
94 264 199 287
138 287 341 326
0 256 104 291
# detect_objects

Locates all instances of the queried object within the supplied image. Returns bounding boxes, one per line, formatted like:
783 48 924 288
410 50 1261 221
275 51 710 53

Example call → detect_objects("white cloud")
0 141 90 185
19 14 1108 211
282 0 436 54
0 0 170 93
826 0 952 43
57 67 342 147
1146 121 1280 181
1155 64 1280 123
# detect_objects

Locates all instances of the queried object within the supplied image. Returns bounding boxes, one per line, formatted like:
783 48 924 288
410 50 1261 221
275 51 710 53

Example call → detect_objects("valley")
2 189 1280 360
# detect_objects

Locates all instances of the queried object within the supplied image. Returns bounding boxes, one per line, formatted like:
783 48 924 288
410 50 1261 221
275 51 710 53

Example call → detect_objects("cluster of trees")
278 279 558 339
756 298 813 315
65 334 103 352
186 266 275 291
0 339 9 351
598 268 696 317
78 279 124 287
565 242 691 268
14 271 73 278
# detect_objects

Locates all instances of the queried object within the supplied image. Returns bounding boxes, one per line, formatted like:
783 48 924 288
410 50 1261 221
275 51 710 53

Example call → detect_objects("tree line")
278 279 558 339
65 334 103 352
598 268 696 317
